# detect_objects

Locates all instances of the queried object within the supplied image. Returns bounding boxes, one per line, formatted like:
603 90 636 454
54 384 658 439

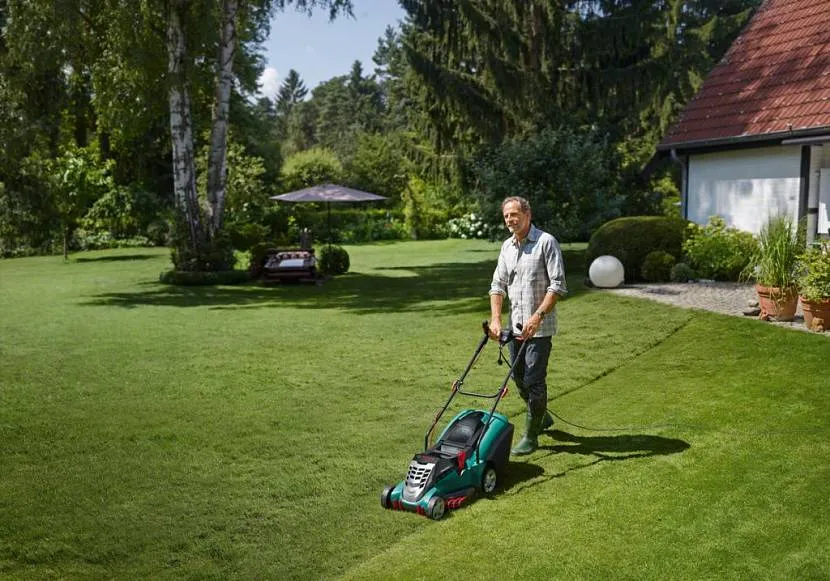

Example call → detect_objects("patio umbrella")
271 184 387 245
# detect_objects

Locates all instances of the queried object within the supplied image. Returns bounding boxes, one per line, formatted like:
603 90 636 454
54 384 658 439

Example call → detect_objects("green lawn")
1 240 828 580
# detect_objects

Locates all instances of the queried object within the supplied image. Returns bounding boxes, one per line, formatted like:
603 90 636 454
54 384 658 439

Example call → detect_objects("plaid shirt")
489 225 567 337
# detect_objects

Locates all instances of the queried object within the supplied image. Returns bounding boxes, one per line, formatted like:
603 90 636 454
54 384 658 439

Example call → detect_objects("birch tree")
166 0 353 269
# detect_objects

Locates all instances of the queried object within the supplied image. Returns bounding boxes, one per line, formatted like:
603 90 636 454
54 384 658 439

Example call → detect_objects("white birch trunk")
167 0 202 248
206 0 238 237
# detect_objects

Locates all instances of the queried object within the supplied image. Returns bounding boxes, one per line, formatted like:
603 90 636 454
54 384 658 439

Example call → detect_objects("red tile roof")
658 0 830 150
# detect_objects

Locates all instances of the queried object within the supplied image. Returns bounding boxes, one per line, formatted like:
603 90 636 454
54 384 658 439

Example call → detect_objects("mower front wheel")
381 485 394 509
481 464 499 494
427 496 446 520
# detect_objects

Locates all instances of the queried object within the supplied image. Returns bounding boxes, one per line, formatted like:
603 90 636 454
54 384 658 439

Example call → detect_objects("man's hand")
488 318 501 340
520 312 543 340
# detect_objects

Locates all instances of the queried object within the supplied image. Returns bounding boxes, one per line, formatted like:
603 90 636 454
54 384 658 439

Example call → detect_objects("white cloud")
258 67 280 98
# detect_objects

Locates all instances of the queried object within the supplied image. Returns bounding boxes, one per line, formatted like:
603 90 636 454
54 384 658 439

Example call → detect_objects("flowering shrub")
682 217 757 281
448 213 494 239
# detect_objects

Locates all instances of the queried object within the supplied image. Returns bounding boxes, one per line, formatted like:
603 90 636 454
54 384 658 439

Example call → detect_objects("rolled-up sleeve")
544 237 568 296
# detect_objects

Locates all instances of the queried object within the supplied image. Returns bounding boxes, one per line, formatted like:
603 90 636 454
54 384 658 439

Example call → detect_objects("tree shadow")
83 257 590 315
74 253 160 263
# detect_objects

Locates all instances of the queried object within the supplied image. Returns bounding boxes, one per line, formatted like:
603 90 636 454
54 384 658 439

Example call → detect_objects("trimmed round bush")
247 242 279 277
671 262 697 283
586 216 687 282
319 245 350 275
641 250 676 282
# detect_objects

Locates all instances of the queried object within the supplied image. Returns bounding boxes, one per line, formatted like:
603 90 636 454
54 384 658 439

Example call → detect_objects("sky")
258 1 407 99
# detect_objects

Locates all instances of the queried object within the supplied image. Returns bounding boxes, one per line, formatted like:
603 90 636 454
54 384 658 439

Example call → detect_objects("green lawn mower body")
381 323 526 520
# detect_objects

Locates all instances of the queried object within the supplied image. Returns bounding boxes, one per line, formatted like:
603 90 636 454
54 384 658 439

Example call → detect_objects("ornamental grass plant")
743 215 803 289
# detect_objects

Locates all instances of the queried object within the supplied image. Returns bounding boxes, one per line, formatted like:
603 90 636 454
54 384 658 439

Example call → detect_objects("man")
489 196 567 456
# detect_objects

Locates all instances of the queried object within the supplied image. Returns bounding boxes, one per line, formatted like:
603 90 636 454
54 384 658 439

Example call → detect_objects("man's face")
502 201 531 238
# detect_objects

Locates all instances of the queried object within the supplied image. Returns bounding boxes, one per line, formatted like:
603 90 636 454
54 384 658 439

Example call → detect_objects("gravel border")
597 281 826 334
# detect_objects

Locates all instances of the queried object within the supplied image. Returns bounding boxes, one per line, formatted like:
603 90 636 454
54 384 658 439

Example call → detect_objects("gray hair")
501 196 531 214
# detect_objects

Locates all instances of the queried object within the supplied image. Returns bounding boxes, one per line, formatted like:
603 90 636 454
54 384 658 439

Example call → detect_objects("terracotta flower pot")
800 297 830 332
755 284 799 322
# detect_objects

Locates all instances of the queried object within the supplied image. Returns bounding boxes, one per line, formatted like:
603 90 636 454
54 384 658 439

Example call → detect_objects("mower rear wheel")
381 485 394 509
481 465 498 494
427 496 446 520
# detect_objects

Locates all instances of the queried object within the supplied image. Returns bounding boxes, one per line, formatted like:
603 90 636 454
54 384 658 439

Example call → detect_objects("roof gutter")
656 126 830 155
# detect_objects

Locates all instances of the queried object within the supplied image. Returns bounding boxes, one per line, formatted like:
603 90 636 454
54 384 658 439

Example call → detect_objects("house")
657 0 830 243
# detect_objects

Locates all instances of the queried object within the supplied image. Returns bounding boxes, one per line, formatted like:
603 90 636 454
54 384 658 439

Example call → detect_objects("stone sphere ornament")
589 255 625 288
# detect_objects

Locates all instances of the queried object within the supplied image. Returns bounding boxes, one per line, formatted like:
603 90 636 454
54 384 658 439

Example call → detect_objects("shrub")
796 241 830 302
448 213 495 240
159 269 250 286
682 217 757 281
247 242 280 277
279 148 343 191
641 251 676 282
227 222 270 252
469 127 623 242
319 245 349 275
169 219 236 272
586 216 687 282
670 262 697 283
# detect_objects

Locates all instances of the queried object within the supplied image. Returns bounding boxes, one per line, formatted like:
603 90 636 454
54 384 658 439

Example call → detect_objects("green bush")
247 242 280 277
227 222 270 252
279 148 344 191
641 250 676 282
586 216 687 282
319 245 350 275
797 241 830 302
670 262 697 283
159 269 250 286
469 127 624 242
288 208 405 244
682 216 757 281
448 212 496 240
169 219 236 273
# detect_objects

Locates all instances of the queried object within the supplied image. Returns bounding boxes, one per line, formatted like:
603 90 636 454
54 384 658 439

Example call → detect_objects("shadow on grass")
84 255 589 316
505 430 690 494
74 253 160 263
544 429 690 459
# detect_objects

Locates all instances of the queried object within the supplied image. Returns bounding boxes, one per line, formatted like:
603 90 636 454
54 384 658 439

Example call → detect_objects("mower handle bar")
423 321 528 452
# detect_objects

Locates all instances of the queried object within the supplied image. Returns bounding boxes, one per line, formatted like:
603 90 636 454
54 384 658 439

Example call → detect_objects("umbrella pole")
327 202 332 247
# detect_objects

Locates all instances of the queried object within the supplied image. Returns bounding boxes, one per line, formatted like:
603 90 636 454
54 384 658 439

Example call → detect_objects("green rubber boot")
511 410 545 456
541 410 554 432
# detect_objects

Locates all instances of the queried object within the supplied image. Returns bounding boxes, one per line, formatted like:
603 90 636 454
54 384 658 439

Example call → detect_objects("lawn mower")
380 321 527 520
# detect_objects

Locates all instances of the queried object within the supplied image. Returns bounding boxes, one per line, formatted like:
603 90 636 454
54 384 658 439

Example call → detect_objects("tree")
164 0 353 270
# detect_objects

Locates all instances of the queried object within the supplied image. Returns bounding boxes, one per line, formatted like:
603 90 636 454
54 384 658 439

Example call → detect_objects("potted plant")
797 241 830 332
743 215 803 321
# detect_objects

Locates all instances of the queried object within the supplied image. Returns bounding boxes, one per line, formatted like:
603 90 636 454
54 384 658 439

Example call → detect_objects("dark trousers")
509 336 552 415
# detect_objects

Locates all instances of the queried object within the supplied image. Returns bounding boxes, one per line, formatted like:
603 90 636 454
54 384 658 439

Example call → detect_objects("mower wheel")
481 465 498 494
381 485 394 509
427 496 446 520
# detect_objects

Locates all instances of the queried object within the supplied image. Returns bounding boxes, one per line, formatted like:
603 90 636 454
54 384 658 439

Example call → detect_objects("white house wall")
687 146 802 234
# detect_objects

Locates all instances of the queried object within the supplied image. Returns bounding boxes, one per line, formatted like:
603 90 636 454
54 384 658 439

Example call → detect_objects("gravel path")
598 281 822 334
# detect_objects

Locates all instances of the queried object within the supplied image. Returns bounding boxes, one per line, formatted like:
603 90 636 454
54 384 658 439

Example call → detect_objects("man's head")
501 196 532 239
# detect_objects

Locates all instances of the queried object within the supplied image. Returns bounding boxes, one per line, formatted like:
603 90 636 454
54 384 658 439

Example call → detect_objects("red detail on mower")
456 450 467 473
446 496 468 509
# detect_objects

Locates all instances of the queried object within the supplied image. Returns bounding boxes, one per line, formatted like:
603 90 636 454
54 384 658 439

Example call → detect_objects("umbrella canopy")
270 184 388 245
270 184 387 203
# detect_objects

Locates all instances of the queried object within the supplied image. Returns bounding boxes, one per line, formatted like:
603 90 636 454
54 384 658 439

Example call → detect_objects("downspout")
670 149 689 220
806 145 822 245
